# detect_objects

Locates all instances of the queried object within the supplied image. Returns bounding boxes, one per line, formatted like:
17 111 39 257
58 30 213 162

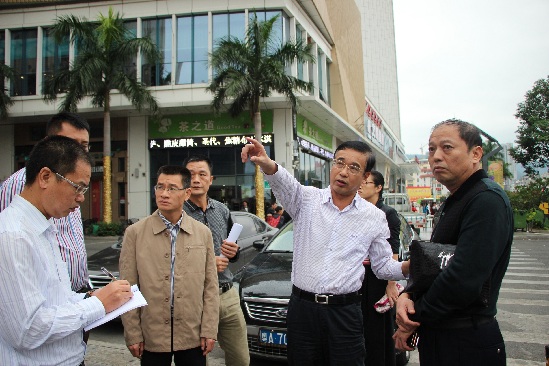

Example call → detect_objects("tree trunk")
253 111 265 219
102 99 112 223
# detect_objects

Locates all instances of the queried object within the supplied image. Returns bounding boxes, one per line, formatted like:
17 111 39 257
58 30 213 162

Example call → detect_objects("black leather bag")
405 240 456 294
405 240 490 307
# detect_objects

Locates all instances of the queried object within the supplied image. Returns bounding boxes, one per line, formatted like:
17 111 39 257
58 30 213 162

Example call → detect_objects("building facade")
0 0 409 222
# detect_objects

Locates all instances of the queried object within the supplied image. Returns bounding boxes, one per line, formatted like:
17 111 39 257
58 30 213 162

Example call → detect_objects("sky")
393 0 549 155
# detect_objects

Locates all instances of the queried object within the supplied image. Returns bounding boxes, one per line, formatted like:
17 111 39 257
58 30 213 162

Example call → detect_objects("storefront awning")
398 162 421 175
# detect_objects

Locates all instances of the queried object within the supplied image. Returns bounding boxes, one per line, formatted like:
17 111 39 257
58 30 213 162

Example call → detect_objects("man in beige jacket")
120 165 219 365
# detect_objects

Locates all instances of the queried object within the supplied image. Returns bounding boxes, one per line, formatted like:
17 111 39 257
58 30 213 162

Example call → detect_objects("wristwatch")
83 290 95 299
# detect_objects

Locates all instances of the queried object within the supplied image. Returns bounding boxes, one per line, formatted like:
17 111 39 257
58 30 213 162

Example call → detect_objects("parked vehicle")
87 211 278 289
234 213 418 364
384 193 412 213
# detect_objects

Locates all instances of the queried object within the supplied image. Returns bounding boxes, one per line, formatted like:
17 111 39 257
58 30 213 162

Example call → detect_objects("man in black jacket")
394 119 512 366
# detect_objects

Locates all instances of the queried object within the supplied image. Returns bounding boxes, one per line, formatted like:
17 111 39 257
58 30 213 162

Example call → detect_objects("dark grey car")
87 211 278 289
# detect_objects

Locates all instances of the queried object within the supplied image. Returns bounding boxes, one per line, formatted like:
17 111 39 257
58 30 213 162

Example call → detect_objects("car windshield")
265 222 294 252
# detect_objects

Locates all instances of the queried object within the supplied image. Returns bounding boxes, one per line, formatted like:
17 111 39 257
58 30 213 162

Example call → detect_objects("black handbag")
405 240 490 307
405 240 456 294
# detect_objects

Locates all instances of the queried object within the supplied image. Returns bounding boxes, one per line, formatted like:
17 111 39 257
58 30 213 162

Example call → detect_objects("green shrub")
86 222 124 236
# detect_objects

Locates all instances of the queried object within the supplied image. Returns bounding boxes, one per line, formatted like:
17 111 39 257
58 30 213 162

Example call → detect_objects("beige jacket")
119 210 219 352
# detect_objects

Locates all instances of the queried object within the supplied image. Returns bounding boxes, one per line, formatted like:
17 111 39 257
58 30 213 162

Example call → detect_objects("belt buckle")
315 294 330 304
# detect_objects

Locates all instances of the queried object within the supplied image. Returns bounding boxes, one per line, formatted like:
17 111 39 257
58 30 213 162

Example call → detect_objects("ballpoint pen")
101 267 117 281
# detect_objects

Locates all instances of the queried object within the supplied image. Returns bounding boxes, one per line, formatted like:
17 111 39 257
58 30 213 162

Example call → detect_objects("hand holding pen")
101 267 118 281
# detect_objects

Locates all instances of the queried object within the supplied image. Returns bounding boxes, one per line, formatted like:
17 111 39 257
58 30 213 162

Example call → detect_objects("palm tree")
208 13 314 218
0 63 15 120
483 140 513 179
43 7 161 223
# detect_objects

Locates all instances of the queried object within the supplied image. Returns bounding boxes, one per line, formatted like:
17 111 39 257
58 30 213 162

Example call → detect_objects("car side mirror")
253 239 266 251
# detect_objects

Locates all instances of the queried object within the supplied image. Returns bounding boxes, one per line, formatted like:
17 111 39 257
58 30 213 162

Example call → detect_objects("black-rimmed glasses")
52 170 89 195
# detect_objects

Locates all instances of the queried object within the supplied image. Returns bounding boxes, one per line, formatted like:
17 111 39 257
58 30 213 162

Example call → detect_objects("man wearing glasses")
119 165 219 365
0 112 91 294
241 138 409 366
0 135 133 366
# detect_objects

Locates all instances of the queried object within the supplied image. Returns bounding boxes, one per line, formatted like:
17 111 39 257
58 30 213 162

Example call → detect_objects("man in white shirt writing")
0 135 133 366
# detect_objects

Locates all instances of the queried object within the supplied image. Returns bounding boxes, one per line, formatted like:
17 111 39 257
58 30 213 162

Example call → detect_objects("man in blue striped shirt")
0 112 90 293
0 135 133 366
242 138 410 366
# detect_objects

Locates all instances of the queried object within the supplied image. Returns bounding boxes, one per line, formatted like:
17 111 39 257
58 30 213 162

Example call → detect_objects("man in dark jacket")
394 119 512 366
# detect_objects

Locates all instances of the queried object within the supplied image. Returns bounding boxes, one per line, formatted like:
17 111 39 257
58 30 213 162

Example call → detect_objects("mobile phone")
406 331 419 348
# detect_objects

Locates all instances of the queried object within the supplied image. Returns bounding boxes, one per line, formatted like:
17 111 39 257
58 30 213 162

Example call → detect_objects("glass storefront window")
318 49 324 102
209 147 235 175
123 20 137 79
11 29 37 96
251 11 283 46
149 145 273 213
298 150 329 188
213 12 245 43
176 14 208 85
42 28 69 93
296 26 304 81
1 31 5 94
142 17 172 86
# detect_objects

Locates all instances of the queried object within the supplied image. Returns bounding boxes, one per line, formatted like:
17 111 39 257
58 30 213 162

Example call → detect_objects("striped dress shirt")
0 196 105 366
0 167 89 292
264 164 405 295
184 198 234 284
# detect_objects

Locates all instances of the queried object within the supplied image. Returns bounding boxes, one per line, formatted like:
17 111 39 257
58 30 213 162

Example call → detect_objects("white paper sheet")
219 223 243 258
84 284 147 331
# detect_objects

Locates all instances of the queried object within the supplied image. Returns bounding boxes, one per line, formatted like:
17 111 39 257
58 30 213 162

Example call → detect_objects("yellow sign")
540 202 549 215
487 161 504 188
406 186 432 202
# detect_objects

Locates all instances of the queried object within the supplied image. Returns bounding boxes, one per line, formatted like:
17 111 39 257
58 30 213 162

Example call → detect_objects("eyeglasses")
331 160 362 175
154 185 187 194
52 170 89 195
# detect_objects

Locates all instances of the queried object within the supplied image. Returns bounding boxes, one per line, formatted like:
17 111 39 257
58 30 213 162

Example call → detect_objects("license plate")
259 328 287 346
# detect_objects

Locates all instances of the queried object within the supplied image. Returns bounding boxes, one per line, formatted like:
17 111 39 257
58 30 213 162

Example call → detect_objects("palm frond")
0 64 16 120
114 71 159 114
207 11 315 117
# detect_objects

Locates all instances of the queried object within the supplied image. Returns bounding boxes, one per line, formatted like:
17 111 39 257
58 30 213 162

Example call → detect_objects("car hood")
87 243 121 274
237 252 293 298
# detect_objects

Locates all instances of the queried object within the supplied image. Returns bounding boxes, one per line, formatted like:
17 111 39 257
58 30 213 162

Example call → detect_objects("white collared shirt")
0 167 89 292
0 196 104 366
264 164 405 294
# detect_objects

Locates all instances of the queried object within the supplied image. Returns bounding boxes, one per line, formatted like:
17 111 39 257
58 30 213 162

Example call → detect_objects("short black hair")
183 154 213 174
369 170 385 199
46 112 90 135
431 118 482 151
25 135 92 186
157 165 191 188
334 140 375 173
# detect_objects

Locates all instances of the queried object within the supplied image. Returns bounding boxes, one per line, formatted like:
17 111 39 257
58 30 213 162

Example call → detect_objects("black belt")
219 282 233 295
427 316 495 329
292 285 361 305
